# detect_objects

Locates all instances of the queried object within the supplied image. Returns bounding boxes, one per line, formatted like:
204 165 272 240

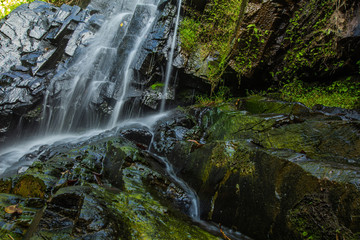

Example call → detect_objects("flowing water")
41 0 159 134
160 0 182 112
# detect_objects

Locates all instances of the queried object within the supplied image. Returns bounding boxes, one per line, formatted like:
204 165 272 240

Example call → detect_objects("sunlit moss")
0 0 85 19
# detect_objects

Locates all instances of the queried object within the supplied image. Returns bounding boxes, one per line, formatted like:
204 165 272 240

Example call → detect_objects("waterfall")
108 3 158 128
41 0 160 133
160 0 182 112
0 0 217 236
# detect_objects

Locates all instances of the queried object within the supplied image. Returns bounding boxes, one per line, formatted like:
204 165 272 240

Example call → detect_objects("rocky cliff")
177 0 360 95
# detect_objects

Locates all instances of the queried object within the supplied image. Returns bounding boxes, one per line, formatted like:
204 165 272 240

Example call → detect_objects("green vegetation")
233 24 269 74
266 0 360 109
179 0 248 89
275 0 338 82
150 82 165 90
179 17 200 53
195 86 232 106
278 77 360 109
0 0 83 19
181 0 359 109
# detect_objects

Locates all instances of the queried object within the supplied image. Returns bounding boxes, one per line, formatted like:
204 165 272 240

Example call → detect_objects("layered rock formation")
152 98 360 239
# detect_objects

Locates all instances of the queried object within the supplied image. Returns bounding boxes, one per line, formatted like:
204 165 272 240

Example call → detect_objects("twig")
219 224 232 240
8 234 15 240
187 139 201 145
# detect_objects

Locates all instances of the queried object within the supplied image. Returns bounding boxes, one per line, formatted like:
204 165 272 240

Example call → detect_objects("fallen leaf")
61 170 71 175
5 204 23 215
187 139 201 145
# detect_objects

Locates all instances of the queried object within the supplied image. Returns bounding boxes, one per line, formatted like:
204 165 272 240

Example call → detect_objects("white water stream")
160 0 182 112
109 3 158 127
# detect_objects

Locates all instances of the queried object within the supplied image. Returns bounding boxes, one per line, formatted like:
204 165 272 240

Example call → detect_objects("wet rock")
152 110 196 154
117 124 153 147
0 135 220 239
154 97 360 239
12 175 46 198
0 193 40 239
0 1 94 143
0 179 12 193
287 194 355 240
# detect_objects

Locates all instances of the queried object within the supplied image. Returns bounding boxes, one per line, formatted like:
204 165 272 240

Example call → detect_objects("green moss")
206 109 275 141
0 193 40 239
233 24 270 74
287 195 357 240
278 78 360 109
150 82 165 91
179 17 200 53
195 86 232 106
241 96 298 114
275 0 337 82
111 165 220 239
180 0 247 89
0 179 12 194
12 175 46 199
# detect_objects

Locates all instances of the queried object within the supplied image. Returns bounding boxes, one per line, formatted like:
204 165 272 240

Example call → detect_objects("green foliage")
0 0 32 18
195 86 232 106
179 0 246 89
233 24 269 74
279 77 360 109
150 82 165 90
179 17 200 52
274 0 338 82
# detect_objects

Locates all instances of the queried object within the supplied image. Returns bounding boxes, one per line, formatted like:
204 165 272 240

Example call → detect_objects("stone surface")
0 136 221 239
178 0 360 94
0 1 97 143
151 97 360 240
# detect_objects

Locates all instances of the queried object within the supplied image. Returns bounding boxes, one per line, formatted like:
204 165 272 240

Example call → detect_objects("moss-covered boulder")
12 175 46 199
0 136 221 239
154 97 360 239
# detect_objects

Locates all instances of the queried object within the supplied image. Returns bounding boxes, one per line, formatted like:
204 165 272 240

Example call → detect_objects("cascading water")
160 0 182 112
41 0 159 133
108 3 158 127
42 11 132 133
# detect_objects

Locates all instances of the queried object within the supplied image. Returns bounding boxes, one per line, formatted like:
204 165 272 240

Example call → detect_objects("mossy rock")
163 103 360 239
0 179 12 193
0 193 40 239
287 194 357 240
12 175 46 199
239 96 310 115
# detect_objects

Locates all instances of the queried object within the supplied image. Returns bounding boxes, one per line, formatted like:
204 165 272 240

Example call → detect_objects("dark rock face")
151 97 360 240
178 0 360 93
0 1 95 143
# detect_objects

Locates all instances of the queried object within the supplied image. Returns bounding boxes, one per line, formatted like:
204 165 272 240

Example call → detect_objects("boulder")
152 97 360 239
0 136 221 239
